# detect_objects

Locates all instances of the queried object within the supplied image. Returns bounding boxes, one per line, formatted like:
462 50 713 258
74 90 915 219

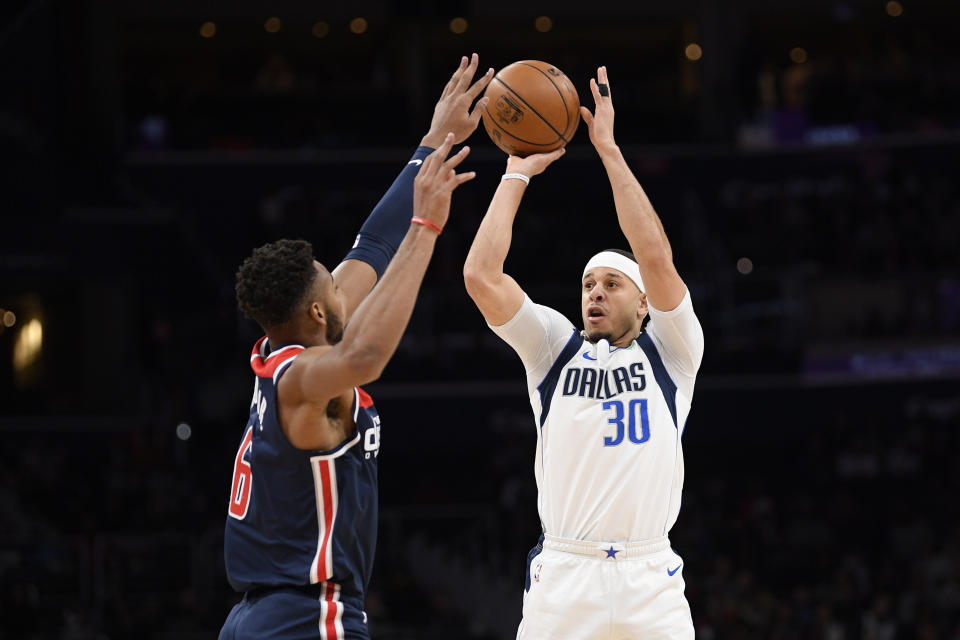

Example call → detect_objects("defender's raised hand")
414 133 476 230
421 54 494 148
580 66 617 154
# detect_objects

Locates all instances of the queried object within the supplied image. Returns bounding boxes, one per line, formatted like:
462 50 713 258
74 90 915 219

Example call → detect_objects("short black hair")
598 248 650 332
601 248 637 262
236 238 318 330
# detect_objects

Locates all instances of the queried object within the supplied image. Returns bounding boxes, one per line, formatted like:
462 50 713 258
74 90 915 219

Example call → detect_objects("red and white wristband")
411 216 443 235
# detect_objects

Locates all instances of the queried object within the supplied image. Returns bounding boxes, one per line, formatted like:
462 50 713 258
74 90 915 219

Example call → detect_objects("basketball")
481 60 580 157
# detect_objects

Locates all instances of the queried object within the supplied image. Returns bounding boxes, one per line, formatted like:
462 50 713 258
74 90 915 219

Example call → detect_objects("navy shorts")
219 583 368 640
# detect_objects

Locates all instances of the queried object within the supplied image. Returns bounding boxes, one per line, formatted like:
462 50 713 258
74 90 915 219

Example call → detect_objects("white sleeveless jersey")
490 290 704 542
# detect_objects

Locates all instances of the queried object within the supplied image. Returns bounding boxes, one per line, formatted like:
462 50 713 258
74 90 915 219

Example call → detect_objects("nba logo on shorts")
533 561 543 583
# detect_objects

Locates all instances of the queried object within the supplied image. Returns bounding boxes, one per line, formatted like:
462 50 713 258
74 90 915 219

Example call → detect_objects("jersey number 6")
601 399 650 447
228 426 254 519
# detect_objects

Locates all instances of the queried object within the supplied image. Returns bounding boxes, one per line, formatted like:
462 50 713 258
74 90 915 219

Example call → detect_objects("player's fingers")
466 68 494 100
441 56 469 98
453 170 477 186
442 145 471 172
454 52 479 93
433 132 456 166
588 77 602 105
423 133 455 175
597 65 612 100
468 96 490 125
580 106 594 129
418 149 436 177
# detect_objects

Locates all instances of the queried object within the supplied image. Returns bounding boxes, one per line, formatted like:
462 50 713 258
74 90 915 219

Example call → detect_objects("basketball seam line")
483 105 564 147
514 62 574 136
492 76 569 144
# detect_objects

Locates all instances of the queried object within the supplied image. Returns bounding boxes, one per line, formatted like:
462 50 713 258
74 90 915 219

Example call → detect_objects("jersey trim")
310 457 339 583
636 333 678 428
308 431 362 584
250 336 306 382
319 581 344 639
536 330 584 427
351 387 375 422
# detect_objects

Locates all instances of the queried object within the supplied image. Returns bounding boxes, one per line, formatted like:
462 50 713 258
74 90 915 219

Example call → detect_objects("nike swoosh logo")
407 159 423 166
667 564 682 576
582 352 596 361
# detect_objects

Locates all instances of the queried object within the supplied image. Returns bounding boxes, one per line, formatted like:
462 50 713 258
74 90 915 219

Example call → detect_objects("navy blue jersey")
224 336 381 607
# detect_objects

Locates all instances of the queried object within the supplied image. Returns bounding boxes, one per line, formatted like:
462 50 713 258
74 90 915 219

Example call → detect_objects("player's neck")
585 328 639 348
266 323 328 351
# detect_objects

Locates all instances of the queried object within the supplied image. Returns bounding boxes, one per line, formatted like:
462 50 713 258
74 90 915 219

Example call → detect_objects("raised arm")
292 135 476 402
335 54 493 320
580 66 686 312
463 149 566 325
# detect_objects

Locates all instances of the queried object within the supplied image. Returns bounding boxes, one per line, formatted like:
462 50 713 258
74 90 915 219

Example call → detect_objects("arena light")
737 257 754 275
13 317 42 373
264 17 282 34
450 17 468 34
176 423 193 441
312 21 329 38
685 43 703 62
2 309 14 328
350 17 368 34
199 21 216 38
886 1 903 17
790 47 808 64
534 16 553 33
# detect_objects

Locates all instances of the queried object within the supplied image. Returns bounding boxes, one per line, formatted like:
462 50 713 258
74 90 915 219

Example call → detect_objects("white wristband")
501 173 530 185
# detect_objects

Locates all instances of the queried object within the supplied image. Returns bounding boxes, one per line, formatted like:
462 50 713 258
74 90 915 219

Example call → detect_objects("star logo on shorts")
604 546 620 559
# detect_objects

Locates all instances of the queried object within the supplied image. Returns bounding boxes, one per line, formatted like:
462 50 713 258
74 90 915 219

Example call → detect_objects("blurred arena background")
2 0 959 637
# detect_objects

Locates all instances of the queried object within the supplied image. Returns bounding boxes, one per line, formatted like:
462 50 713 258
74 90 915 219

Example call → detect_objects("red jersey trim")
250 336 305 381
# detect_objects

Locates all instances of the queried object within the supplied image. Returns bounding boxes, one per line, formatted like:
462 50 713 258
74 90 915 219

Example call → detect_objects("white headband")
582 251 644 292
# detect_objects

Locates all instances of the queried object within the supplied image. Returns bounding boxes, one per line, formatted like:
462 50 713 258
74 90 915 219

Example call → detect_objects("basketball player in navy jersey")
464 67 704 638
220 55 493 640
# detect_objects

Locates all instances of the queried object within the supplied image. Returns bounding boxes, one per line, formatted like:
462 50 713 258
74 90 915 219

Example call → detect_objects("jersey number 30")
228 426 254 519
602 399 650 446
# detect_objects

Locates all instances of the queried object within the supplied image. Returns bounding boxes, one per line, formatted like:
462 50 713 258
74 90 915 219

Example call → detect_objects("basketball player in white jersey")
463 66 704 639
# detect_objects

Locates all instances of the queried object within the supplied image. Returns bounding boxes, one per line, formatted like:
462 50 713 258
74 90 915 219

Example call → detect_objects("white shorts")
517 534 693 640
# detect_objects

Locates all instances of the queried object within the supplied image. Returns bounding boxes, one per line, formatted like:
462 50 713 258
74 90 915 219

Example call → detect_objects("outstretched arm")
335 54 493 321
463 149 566 326
580 66 686 312
291 134 476 403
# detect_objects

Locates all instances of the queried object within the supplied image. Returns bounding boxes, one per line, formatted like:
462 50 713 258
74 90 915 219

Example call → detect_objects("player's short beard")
325 308 344 344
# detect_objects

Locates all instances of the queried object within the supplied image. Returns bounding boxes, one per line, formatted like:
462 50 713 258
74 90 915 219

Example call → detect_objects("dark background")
2 0 959 637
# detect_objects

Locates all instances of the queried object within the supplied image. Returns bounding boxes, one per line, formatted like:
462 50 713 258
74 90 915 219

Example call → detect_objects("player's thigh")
219 599 247 640
235 591 369 640
518 550 608 640
619 550 693 640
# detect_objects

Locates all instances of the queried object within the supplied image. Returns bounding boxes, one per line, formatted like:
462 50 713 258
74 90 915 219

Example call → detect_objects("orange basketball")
481 60 580 157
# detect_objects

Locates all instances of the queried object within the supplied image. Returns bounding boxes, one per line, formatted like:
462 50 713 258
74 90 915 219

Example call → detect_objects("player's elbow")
463 263 497 300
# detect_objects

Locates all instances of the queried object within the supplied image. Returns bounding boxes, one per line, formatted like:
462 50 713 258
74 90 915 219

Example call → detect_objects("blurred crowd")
2 386 958 638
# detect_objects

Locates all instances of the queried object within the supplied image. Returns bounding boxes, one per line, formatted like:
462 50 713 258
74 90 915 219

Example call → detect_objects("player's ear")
637 292 648 318
309 301 326 326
